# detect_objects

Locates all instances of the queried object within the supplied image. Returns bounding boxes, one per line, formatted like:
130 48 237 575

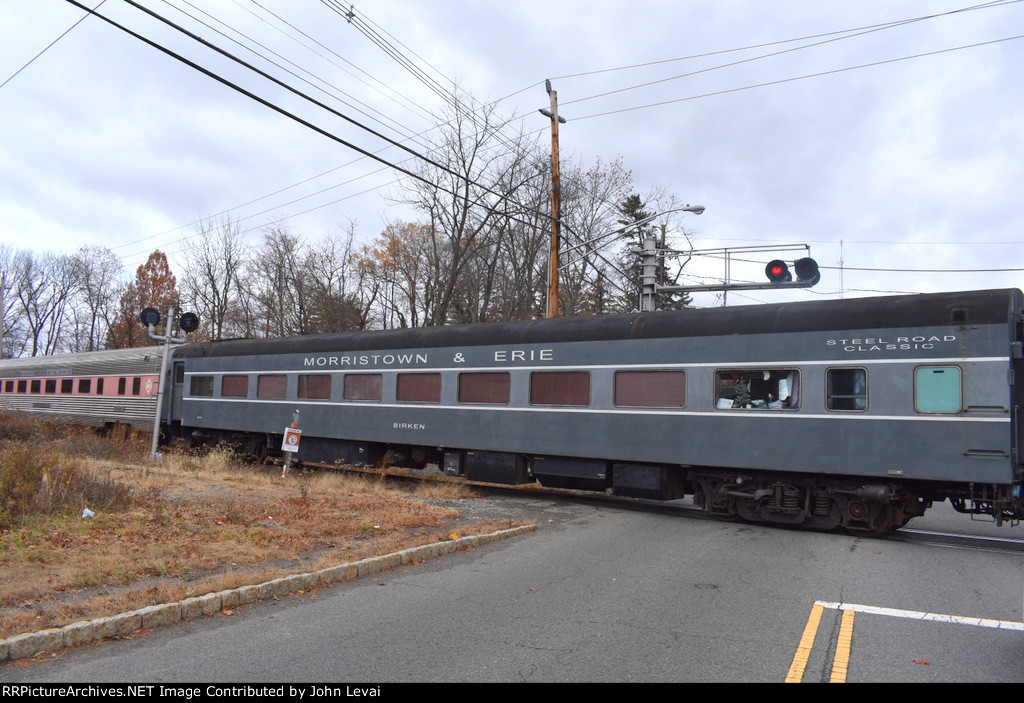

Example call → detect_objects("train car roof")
174 288 1024 359
0 345 163 375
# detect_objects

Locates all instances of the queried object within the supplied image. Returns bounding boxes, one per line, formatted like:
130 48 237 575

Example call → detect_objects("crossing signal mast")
141 306 200 461
639 240 820 311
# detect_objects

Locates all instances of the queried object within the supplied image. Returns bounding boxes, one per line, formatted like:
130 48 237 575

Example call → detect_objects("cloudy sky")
1 0 1022 308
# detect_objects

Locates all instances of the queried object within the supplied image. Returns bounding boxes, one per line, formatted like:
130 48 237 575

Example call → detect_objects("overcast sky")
1 0 1022 308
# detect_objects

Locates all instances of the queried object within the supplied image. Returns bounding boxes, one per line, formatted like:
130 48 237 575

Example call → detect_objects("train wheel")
843 502 895 538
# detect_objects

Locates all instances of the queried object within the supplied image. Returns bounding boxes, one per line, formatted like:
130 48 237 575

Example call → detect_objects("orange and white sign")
281 427 302 452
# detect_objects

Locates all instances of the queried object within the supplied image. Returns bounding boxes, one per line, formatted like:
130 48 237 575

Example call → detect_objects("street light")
559 205 705 268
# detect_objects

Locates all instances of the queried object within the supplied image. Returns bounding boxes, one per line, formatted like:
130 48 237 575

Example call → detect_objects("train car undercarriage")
175 427 1024 537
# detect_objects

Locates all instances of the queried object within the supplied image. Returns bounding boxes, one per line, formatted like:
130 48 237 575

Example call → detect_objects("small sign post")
281 410 301 476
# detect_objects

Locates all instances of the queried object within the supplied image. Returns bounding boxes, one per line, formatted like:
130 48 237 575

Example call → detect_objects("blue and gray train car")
3 288 1023 535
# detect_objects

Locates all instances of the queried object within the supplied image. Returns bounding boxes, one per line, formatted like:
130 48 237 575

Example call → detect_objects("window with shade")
397 373 441 403
222 375 249 398
529 371 590 406
458 372 510 405
614 370 686 408
298 374 332 400
257 374 287 399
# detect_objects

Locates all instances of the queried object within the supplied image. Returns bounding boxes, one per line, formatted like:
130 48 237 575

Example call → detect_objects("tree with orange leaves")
106 251 178 349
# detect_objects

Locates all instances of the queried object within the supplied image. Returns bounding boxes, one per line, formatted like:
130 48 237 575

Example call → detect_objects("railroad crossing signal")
642 238 822 301
765 258 820 286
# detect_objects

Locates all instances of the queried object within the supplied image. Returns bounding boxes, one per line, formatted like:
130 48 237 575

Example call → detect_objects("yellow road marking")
785 602 824 683
788 599 1023 682
829 608 855 683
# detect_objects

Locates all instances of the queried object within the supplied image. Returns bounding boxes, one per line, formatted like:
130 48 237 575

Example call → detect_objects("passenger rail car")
2 289 1022 536
0 347 161 429
170 288 1024 536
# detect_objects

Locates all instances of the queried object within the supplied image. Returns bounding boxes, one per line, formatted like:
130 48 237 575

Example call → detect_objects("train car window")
61 379 73 394
530 371 590 406
190 376 214 397
20 380 29 393
298 374 331 400
458 372 511 405
396 373 441 403
96 378 104 395
915 366 962 413
2 381 12 393
30 380 41 394
44 379 56 394
715 369 801 410
256 375 287 399
222 375 249 398
117 378 127 396
826 368 867 411
614 370 686 408
78 379 91 394
343 374 382 402
174 363 185 384
131 378 141 396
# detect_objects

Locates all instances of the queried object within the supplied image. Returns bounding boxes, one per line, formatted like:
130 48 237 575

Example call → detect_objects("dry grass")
0 419 527 639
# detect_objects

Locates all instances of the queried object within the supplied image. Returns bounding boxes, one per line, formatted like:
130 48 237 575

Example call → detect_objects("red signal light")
765 260 792 283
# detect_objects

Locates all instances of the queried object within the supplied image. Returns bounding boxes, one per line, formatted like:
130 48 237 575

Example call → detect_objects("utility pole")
539 80 566 319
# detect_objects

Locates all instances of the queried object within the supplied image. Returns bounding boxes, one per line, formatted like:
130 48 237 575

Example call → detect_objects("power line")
161 0 431 148
574 33 1024 121
0 0 108 90
101 6 545 265
68 0 564 251
551 0 1019 85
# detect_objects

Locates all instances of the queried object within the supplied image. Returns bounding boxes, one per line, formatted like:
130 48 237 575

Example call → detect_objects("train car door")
171 361 185 421
1013 301 1024 475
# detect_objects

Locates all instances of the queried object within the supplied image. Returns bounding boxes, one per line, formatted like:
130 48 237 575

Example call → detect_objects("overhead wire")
110 2 967 270
0 0 109 90
554 0 1018 90
103 4 550 266
572 33 1024 121
235 0 444 139
329 3 636 295
160 0 432 148
68 0 572 266
35 1 1021 293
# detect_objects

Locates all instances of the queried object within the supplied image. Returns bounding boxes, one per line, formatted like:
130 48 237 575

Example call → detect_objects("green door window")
915 366 961 413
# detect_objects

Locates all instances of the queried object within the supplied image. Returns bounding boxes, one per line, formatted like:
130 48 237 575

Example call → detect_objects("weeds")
0 442 134 529
0 414 527 639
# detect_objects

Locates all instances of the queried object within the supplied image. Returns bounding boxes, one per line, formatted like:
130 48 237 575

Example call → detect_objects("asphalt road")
2 494 1023 683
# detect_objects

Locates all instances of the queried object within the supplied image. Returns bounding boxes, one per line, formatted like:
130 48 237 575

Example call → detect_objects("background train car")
167 288 1024 536
0 347 161 431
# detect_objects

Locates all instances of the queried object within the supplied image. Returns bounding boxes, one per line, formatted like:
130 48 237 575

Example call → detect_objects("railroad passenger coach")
2 289 1021 535
169 288 1024 536
0 347 161 429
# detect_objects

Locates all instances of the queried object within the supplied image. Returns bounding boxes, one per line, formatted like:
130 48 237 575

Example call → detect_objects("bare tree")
557 156 636 315
0 245 24 358
391 91 542 326
181 217 247 340
11 250 79 356
67 245 123 352
244 225 308 337
304 221 369 334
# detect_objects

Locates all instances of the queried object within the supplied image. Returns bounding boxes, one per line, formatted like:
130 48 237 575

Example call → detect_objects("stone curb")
0 524 537 662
